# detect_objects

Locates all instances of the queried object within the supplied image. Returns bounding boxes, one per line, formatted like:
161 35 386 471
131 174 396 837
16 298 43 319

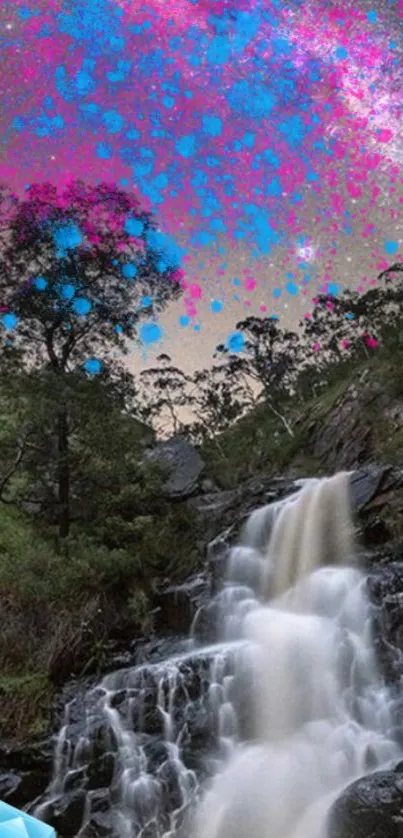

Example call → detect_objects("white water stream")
34 472 400 838
195 473 399 838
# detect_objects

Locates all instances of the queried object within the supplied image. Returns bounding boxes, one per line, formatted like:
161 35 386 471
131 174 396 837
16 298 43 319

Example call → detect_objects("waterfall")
33 473 400 838
195 472 399 838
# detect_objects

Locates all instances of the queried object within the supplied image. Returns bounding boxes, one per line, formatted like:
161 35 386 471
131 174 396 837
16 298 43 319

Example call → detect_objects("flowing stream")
34 473 400 838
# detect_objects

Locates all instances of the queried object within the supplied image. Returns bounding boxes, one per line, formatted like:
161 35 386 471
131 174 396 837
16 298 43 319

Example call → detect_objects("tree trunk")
57 405 70 540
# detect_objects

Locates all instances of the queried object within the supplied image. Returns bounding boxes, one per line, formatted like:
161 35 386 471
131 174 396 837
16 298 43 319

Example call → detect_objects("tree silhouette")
139 353 194 436
0 180 183 539
300 264 403 376
216 316 301 436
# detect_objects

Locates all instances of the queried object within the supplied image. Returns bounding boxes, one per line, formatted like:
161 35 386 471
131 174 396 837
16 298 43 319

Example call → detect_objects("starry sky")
1 0 402 373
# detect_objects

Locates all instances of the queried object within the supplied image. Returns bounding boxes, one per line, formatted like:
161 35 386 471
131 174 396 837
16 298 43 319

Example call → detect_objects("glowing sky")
1 0 402 369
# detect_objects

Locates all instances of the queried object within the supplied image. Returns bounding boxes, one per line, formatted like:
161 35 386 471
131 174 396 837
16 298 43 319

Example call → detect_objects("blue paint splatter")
146 229 182 269
384 240 399 255
52 223 82 252
96 142 113 159
2 313 18 330
122 263 138 279
140 322 163 344
125 217 144 237
227 79 276 120
202 114 223 137
102 109 124 133
207 34 231 65
226 331 245 352
72 298 92 316
84 358 102 375
211 299 223 313
60 283 76 300
286 281 298 296
176 134 197 158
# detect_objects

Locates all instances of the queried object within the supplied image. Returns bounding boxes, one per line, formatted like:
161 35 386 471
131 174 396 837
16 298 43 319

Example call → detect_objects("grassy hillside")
201 346 403 488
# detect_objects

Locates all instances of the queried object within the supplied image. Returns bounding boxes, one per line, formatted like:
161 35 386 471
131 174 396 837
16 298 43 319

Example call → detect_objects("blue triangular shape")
0 802 56 838
0 816 30 837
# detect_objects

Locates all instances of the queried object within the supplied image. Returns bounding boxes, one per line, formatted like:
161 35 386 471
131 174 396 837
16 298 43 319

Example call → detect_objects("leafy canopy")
0 180 183 372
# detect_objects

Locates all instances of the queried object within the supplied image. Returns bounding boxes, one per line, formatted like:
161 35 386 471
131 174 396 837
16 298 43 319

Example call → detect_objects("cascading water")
33 472 400 838
195 472 399 838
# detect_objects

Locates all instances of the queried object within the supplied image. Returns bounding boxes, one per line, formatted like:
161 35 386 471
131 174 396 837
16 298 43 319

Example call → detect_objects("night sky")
1 0 402 372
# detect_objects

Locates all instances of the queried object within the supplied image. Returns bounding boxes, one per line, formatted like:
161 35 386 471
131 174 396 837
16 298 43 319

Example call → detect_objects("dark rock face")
351 467 403 547
311 381 377 471
79 789 117 838
0 769 47 809
367 559 403 685
152 574 209 636
327 765 403 838
0 739 54 810
44 789 87 836
306 373 403 475
27 646 244 837
144 436 205 499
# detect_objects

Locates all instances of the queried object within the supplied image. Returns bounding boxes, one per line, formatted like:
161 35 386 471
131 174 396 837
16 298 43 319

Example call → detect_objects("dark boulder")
144 436 205 499
87 752 115 790
0 739 54 810
367 560 403 683
79 789 117 838
0 769 49 808
327 764 403 838
152 574 209 636
350 467 403 547
44 788 87 836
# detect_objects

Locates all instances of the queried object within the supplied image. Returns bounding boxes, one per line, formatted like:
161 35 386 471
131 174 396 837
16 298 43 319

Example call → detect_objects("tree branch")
0 427 33 503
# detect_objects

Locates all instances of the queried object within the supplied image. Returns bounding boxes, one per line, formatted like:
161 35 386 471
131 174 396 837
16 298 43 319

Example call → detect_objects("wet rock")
0 771 45 807
0 738 54 775
91 720 119 760
367 560 403 683
0 772 20 800
143 741 170 775
309 379 384 472
158 759 185 812
46 788 87 836
206 526 237 595
187 488 239 524
15 463 403 835
367 561 403 604
191 602 220 645
131 689 164 736
132 636 192 668
144 436 205 499
188 475 301 547
350 467 403 546
88 752 115 790
80 789 116 838
0 739 54 809
64 766 87 792
350 467 391 514
327 764 403 838
153 575 209 636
